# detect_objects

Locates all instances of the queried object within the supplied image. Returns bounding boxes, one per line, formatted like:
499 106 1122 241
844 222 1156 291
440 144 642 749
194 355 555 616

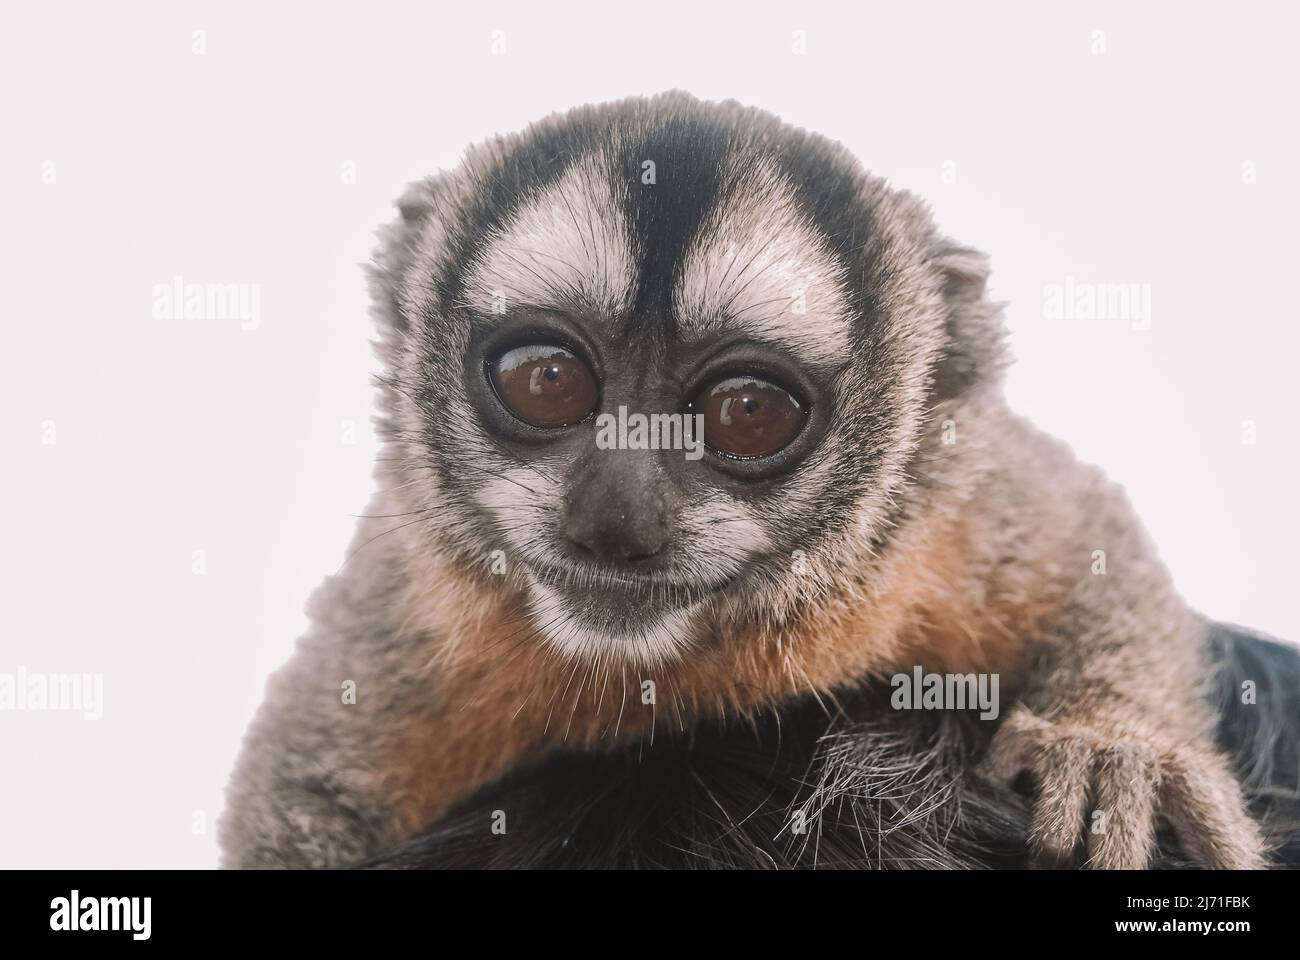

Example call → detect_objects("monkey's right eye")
488 344 599 428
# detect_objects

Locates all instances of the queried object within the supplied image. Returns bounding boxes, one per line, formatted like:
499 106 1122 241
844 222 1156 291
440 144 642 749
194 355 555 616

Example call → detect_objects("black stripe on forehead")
618 113 735 342
614 100 878 340
772 132 876 323
437 96 876 333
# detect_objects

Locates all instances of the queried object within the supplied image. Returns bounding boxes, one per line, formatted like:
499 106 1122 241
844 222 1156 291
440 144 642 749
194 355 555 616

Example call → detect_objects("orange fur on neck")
382 506 1055 834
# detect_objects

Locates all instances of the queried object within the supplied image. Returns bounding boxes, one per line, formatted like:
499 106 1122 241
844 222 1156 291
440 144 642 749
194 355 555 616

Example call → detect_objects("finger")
1160 750 1267 869
1085 743 1158 869
1027 736 1094 869
978 709 1050 785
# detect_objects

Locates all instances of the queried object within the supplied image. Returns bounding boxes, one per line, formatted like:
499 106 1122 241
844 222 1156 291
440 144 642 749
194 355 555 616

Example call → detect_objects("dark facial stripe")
772 132 876 323
618 113 735 343
442 96 875 337
438 108 606 316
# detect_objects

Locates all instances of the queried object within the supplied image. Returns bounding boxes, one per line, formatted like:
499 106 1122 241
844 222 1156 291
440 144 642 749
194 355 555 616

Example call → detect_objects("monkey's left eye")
691 375 806 459
488 344 599 428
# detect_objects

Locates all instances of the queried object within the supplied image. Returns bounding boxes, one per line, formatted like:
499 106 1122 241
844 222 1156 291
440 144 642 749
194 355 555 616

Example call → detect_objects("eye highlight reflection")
489 344 599 428
693 375 806 459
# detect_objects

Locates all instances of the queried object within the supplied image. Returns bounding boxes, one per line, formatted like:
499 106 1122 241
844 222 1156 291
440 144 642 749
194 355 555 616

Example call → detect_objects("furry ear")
367 175 456 341
928 240 1008 401
396 177 440 224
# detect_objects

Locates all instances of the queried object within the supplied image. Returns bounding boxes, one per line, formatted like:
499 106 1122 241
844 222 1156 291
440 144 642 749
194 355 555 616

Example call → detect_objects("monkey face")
375 93 982 665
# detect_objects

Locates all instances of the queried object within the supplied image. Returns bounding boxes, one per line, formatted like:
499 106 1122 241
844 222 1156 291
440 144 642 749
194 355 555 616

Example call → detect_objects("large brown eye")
489 344 599 428
695 375 806 459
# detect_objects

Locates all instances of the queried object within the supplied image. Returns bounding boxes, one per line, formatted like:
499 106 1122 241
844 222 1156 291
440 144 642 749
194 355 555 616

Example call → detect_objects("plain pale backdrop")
2 1 1297 867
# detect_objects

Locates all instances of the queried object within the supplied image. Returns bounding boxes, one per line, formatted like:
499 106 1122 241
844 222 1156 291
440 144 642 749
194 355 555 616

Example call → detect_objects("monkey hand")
979 705 1265 869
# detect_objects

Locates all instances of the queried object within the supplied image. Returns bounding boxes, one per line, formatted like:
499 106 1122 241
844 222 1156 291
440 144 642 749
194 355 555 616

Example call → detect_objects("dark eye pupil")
490 344 599 428
697 376 805 459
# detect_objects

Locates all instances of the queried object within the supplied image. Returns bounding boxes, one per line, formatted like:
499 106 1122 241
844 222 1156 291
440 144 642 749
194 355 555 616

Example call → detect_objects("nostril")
565 529 666 566
563 491 671 567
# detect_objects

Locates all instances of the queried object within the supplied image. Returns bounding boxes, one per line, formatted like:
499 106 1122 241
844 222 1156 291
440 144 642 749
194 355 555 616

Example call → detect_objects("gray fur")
220 93 1267 869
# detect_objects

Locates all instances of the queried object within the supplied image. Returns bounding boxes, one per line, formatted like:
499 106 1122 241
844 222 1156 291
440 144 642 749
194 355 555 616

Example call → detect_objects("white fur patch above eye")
463 155 635 319
675 159 853 364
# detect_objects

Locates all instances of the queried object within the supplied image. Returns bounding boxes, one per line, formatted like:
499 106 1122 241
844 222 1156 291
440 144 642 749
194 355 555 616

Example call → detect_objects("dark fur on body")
220 93 1273 869
367 626 1300 869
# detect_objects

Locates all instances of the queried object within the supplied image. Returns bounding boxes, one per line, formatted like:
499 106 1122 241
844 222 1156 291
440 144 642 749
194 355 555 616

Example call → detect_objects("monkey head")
369 92 1005 665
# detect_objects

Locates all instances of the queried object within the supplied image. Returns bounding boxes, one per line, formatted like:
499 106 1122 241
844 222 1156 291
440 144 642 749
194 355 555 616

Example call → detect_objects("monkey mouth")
525 561 729 612
519 563 726 664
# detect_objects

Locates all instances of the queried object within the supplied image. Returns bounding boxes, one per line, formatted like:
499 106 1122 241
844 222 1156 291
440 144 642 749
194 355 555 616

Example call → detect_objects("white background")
2 1 1296 867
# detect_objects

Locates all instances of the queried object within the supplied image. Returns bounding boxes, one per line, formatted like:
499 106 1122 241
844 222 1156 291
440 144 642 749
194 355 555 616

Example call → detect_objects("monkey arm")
218 534 435 868
977 457 1265 869
217 627 412 867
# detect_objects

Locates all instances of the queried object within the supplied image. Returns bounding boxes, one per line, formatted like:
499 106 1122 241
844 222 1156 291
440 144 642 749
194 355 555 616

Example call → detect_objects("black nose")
563 454 671 566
